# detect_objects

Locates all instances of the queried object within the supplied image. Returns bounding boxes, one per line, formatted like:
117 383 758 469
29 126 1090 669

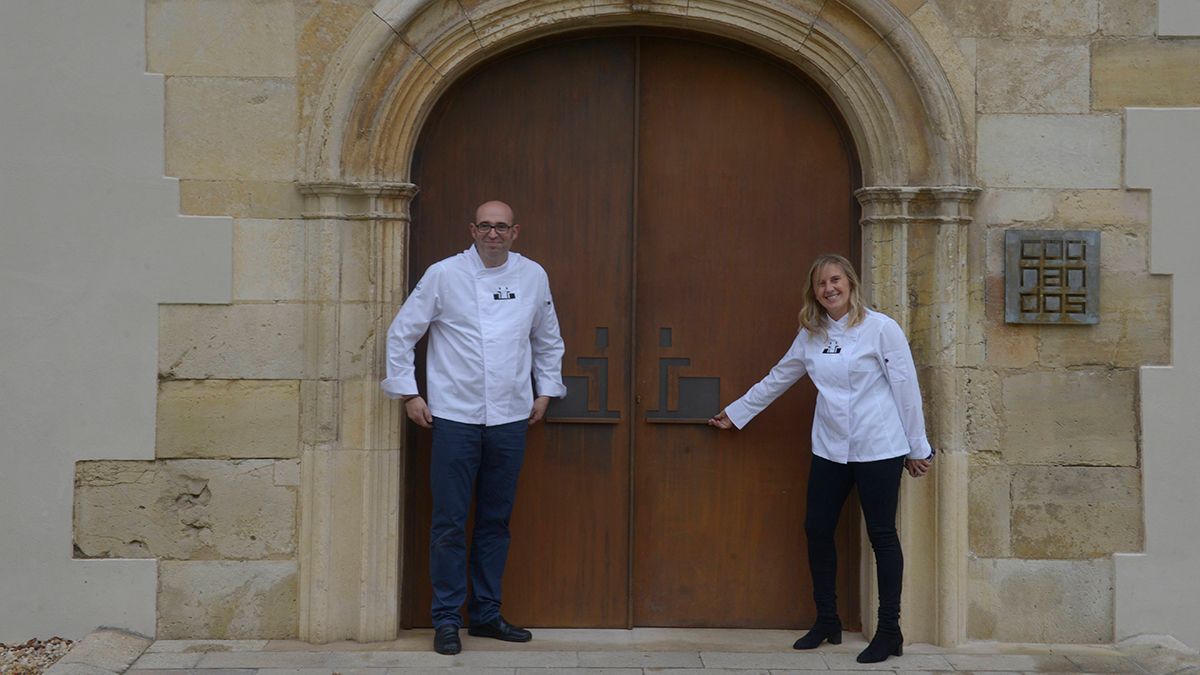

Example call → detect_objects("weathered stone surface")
274 459 301 487
978 114 1122 188
296 0 376 133
179 180 306 219
1039 273 1170 367
1094 39 1200 110
233 219 306 301
977 188 1055 225
338 302 376 379
301 220 342 304
815 0 884 64
157 380 300 459
74 460 297 560
891 0 931 16
911 3 977 145
158 560 298 639
341 222 374 303
937 0 1098 37
300 379 339 445
983 275 1039 367
965 367 1002 452
985 322 1040 369
969 460 1011 557
1056 189 1150 228
977 39 1089 113
969 557 1113 642
1099 0 1159 35
999 369 1138 465
1012 466 1143 558
1097 228 1149 273
165 77 297 181
147 0 296 77
159 303 306 379
392 0 479 72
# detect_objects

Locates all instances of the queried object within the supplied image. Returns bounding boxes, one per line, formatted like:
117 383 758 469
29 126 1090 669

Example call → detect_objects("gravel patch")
0 637 75 674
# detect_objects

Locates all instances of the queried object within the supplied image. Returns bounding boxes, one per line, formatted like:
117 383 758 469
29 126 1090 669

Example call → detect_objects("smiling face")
813 261 852 320
470 200 519 267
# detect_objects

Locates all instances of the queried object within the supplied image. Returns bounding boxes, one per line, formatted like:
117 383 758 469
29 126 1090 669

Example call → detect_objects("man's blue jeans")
429 417 527 629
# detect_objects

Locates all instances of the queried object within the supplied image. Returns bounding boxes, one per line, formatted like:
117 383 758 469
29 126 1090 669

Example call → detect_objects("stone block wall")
929 0 1191 643
71 0 381 640
61 0 1192 643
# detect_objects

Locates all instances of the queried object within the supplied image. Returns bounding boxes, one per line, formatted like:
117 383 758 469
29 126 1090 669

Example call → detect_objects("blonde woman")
709 254 933 664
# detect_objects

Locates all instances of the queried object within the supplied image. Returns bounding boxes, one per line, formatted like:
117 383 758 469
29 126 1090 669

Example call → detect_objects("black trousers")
804 454 905 634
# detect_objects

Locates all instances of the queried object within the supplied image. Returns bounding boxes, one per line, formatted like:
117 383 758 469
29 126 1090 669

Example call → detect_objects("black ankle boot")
856 630 903 663
792 619 842 650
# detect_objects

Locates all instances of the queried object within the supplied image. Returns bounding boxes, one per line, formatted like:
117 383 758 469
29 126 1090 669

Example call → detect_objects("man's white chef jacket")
723 309 933 464
381 246 567 426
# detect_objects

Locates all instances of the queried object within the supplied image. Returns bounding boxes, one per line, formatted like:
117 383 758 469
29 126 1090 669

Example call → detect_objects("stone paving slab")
823 652 954 671
145 639 270 653
1062 653 1145 673
579 652 704 668
46 628 153 675
195 651 330 669
127 651 205 669
116 630 1200 674
944 653 1079 671
130 670 256 675
698 651 826 669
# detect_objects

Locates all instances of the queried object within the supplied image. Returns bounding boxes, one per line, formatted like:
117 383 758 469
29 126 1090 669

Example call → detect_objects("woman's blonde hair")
798 254 866 340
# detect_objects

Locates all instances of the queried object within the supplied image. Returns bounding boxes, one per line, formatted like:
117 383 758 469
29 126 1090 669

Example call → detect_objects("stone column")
856 186 980 647
296 181 417 643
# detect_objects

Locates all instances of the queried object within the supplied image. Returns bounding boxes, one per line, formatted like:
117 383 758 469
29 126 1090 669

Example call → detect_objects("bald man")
382 200 566 655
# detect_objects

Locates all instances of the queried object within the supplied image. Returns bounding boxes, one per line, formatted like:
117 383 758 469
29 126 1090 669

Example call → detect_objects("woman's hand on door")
708 410 734 430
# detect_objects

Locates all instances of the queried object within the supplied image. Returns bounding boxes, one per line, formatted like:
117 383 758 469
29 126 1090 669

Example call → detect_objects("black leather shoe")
793 619 843 650
856 630 903 663
433 624 461 655
467 615 532 642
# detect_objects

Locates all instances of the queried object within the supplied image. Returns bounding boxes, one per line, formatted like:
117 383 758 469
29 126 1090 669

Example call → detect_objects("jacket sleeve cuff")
724 400 753 430
535 379 567 399
907 437 934 460
380 376 418 400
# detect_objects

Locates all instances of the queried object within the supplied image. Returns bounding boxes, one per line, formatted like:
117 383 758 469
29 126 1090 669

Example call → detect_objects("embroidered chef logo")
493 286 516 300
822 337 842 354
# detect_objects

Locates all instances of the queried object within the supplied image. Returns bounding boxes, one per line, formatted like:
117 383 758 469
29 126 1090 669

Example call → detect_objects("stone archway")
296 0 979 645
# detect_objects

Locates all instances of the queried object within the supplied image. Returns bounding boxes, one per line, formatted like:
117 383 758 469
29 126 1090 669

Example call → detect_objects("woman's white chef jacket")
381 247 567 426
723 308 933 464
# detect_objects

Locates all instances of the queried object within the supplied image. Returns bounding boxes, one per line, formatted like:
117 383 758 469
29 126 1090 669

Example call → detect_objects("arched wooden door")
403 31 861 629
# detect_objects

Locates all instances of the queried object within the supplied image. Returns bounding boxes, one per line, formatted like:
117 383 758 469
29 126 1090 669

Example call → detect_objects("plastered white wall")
0 0 231 641
1159 0 1200 36
1112 5 1200 652
1115 106 1200 650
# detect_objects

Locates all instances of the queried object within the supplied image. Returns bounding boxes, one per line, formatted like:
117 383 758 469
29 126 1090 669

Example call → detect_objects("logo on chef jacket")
822 337 842 354
493 286 516 301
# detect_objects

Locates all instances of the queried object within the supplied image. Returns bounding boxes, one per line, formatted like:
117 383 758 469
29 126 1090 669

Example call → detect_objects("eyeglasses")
473 222 512 234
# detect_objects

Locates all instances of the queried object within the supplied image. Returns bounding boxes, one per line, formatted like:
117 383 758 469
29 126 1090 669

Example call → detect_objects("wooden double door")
404 32 860 629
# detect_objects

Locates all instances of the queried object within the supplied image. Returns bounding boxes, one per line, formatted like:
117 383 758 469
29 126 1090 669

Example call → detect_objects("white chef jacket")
723 309 933 464
381 246 567 426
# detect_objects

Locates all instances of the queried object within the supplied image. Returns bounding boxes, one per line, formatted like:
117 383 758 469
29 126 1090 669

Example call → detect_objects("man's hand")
708 411 734 430
905 458 931 477
404 396 433 428
529 395 550 425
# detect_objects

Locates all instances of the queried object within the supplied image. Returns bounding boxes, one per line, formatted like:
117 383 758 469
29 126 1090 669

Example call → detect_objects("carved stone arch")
303 0 972 187
297 0 979 646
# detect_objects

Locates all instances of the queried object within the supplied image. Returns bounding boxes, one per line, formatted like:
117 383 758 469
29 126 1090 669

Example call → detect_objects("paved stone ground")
96 629 1200 675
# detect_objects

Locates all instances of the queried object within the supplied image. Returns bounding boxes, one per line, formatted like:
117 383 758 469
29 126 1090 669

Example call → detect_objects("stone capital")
298 181 418 221
856 185 981 225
